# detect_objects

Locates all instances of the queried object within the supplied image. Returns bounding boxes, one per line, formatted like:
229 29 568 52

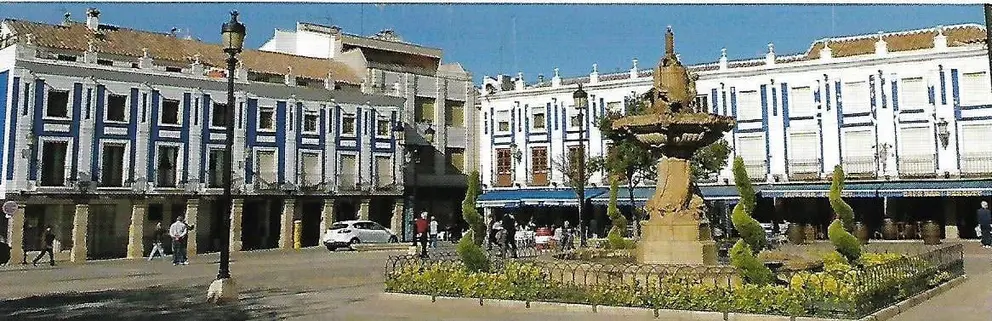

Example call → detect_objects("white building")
0 9 409 261
477 24 992 240
260 23 478 240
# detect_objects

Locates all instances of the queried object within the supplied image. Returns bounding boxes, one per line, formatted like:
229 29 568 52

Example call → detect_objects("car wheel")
325 244 336 252
349 238 361 249
388 236 398 243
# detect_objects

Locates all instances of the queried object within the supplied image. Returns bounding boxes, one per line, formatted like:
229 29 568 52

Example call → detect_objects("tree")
691 139 732 182
550 149 598 246
458 171 489 272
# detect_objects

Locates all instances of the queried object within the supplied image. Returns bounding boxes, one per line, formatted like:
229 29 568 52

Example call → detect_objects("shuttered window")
899 127 932 156
843 130 874 157
339 155 357 189
738 136 765 161
900 77 927 109
961 72 990 106
737 90 761 120
788 132 818 160
961 123 992 174
376 156 393 187
257 151 277 184
843 81 870 113
789 86 814 117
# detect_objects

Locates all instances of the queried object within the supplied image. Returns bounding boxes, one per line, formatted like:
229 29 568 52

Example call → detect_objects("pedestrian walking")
169 216 190 266
501 213 518 258
562 221 574 251
415 212 430 258
977 201 991 248
429 216 439 249
487 217 500 250
32 225 56 266
148 222 168 261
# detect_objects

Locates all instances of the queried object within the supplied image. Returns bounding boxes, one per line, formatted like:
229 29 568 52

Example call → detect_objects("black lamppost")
393 122 435 242
573 84 589 248
217 10 244 288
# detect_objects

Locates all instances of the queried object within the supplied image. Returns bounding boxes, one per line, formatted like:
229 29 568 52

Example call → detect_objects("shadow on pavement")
0 285 282 320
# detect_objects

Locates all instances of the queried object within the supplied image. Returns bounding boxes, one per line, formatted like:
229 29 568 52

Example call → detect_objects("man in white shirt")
169 216 190 266
429 216 440 249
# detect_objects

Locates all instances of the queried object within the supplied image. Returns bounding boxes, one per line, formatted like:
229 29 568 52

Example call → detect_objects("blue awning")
759 182 883 198
477 187 609 208
589 184 752 206
876 180 992 197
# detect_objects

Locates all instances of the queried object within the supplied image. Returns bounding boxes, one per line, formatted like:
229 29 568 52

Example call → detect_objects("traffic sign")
3 201 17 218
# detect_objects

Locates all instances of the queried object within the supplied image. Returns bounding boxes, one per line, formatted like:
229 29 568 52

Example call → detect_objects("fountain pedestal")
637 217 717 265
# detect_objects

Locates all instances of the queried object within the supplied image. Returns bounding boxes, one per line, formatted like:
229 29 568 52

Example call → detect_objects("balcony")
842 156 876 179
494 173 513 187
529 171 550 187
961 152 992 176
898 154 937 178
298 175 326 193
787 158 820 181
743 159 767 182
254 171 279 190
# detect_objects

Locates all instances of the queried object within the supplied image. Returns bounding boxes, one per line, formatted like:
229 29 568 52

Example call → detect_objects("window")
738 136 766 180
339 154 357 189
531 147 548 186
303 110 318 132
606 101 623 114
97 59 113 66
567 146 584 173
300 153 321 186
961 72 990 106
900 77 927 109
208 149 227 188
341 115 356 135
694 94 709 113
106 94 127 122
415 97 435 124
842 130 874 174
40 141 67 186
258 107 275 130
376 119 391 137
100 143 126 187
842 81 870 113
56 55 76 62
256 150 277 185
47 90 69 118
157 146 179 187
376 156 393 187
496 111 510 132
789 86 814 117
161 99 180 125
446 148 465 174
165 67 182 73
736 90 760 120
569 112 583 128
445 100 464 127
532 110 546 130
212 103 229 127
495 148 512 187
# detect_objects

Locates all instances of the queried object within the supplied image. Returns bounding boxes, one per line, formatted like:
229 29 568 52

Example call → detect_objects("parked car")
322 220 398 251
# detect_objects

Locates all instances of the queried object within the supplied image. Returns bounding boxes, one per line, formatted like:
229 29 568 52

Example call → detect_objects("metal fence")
385 243 964 319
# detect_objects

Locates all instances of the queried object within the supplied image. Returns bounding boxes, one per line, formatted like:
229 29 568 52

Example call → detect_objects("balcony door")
531 147 548 186
898 126 935 176
495 148 512 187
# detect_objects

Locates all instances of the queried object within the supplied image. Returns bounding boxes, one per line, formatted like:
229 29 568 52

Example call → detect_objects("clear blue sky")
1 4 984 84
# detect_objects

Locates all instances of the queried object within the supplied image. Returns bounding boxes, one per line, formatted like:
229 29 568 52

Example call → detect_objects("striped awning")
476 187 608 208
589 184 753 206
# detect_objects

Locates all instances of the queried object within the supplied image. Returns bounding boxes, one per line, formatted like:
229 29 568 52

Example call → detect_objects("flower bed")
384 244 964 319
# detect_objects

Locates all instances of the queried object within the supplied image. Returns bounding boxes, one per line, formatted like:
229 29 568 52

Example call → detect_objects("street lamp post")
573 84 588 248
208 11 245 304
393 123 434 243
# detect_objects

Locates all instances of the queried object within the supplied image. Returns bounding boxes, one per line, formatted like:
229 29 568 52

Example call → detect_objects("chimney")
85 8 100 31
285 66 296 86
515 72 525 90
537 74 545 83
875 31 888 57
170 27 179 37
551 68 562 88
190 53 204 76
590 63 599 85
325 72 335 90
765 43 776 67
934 25 948 51
719 48 728 70
630 58 639 79
820 40 833 62
138 48 154 69
62 12 71 26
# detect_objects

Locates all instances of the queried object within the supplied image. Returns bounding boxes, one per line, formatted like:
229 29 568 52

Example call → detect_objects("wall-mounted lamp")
935 117 950 149
509 142 522 162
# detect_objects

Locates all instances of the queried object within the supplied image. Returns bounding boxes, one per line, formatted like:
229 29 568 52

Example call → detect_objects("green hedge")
606 177 634 249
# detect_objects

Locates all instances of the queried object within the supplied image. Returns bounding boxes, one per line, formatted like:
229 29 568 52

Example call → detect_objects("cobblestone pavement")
1 241 989 321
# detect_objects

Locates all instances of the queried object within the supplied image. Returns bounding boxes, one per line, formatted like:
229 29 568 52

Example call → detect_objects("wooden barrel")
882 218 899 240
803 224 817 243
854 221 870 244
922 220 942 245
787 223 805 245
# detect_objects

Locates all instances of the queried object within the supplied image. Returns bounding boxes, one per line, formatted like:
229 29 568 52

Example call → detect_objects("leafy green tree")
691 139 732 181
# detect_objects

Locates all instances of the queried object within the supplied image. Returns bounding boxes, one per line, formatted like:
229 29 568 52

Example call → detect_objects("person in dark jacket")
148 222 168 261
32 225 56 267
0 235 10 266
501 213 518 258
978 201 991 248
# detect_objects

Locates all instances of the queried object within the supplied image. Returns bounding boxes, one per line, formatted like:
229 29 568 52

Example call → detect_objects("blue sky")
0 4 984 84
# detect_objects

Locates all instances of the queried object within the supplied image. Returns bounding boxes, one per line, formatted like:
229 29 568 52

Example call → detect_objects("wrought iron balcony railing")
743 159 767 182
842 156 876 177
787 158 820 181
898 154 937 177
961 152 992 175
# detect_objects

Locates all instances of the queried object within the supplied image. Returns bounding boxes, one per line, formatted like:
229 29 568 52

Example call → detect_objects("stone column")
279 198 295 249
944 198 959 239
70 203 90 263
319 199 336 233
7 204 26 265
126 200 148 259
230 199 243 252
358 198 371 221
185 199 200 255
390 200 404 235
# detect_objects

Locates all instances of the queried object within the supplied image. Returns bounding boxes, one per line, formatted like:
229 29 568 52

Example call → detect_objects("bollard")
293 220 302 250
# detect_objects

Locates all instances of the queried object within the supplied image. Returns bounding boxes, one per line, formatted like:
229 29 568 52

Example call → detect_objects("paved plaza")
1 242 990 320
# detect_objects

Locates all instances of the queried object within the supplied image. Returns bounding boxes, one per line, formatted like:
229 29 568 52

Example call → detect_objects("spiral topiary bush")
728 157 773 283
729 239 775 285
462 171 486 246
828 219 862 262
827 166 862 262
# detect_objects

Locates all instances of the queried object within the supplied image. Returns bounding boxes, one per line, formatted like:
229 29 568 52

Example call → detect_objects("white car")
322 220 399 251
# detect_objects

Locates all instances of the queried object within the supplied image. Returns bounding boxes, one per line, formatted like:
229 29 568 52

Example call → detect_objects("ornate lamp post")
392 122 435 242
573 84 589 247
208 11 245 304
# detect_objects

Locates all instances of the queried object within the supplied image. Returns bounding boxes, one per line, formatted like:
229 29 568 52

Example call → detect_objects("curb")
857 275 968 321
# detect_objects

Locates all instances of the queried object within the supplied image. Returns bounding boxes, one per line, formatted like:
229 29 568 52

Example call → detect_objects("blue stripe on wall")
721 90 728 115
92 85 105 181
760 84 770 174
939 66 947 105
711 88 718 114
0 72 7 181
277 101 287 184
928 86 936 105
70 83 82 180
730 87 737 132
835 81 843 161
129 88 139 182
245 98 257 184
891 80 900 111
147 90 160 180
4 76 17 180
951 69 960 108
824 78 831 111
182 93 191 183
879 71 887 109
780 82 790 176
28 79 45 181
200 94 210 182
771 85 778 117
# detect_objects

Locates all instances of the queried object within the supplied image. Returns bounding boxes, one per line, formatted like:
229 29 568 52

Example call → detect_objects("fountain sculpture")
613 27 735 265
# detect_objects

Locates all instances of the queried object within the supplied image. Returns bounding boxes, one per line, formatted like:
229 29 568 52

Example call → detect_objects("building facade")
0 9 408 261
260 23 478 240
478 24 992 240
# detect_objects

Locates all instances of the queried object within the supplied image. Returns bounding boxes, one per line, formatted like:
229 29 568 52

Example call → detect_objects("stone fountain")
613 27 735 265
